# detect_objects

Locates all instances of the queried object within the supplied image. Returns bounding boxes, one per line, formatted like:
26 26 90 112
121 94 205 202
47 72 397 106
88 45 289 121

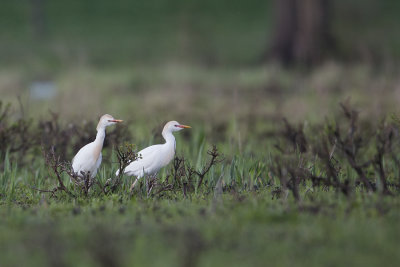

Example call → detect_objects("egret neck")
93 126 106 161
162 126 176 151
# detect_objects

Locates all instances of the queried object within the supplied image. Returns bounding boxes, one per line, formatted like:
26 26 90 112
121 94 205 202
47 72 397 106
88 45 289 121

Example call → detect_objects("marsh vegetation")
1 0 400 266
1 94 400 266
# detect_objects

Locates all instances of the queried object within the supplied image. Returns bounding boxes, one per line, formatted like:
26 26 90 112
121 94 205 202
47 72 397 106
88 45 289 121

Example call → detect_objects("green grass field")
1 84 400 266
1 191 400 267
2 0 400 266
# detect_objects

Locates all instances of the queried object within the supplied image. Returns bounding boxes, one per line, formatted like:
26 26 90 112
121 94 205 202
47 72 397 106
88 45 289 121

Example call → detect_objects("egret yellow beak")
108 119 123 123
178 125 191 129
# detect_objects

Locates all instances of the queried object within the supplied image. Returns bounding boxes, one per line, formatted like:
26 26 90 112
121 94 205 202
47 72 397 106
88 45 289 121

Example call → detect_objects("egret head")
97 114 123 131
164 121 191 133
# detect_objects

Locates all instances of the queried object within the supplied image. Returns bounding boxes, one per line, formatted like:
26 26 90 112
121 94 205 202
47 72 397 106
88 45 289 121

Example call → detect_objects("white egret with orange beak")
116 121 191 189
72 114 123 178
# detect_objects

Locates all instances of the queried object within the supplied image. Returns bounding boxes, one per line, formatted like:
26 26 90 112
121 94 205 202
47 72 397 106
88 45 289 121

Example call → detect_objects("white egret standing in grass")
72 114 123 178
116 121 191 189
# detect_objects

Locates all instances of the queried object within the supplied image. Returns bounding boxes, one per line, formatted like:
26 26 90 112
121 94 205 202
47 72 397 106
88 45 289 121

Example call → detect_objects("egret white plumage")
72 114 123 178
116 121 191 189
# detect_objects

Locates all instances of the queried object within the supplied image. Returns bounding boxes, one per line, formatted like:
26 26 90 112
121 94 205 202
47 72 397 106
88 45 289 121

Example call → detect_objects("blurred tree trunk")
268 0 335 66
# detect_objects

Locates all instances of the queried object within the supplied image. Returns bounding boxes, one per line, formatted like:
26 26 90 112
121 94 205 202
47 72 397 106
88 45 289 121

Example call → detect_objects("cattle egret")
116 121 191 189
72 114 123 179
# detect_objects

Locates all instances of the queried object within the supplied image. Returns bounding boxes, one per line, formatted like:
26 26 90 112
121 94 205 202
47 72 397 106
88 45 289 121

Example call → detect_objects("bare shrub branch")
105 142 138 194
42 146 74 197
195 145 224 189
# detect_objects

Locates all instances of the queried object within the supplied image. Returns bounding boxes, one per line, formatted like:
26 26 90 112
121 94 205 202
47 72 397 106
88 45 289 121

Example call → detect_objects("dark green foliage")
1 0 399 67
1 101 400 266
2 100 400 200
0 101 37 163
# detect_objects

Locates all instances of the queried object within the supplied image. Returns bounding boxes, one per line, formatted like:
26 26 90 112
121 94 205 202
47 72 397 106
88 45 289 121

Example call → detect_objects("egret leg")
130 178 139 192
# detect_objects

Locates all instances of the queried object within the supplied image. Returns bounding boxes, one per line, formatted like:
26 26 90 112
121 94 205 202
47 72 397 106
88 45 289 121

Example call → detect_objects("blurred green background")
1 0 400 124
1 0 399 66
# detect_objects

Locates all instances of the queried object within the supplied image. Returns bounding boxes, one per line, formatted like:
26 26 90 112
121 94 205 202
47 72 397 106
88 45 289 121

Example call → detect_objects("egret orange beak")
177 124 191 129
108 119 123 123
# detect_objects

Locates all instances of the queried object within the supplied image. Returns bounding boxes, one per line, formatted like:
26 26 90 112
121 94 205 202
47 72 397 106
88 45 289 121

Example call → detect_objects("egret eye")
175 125 179 127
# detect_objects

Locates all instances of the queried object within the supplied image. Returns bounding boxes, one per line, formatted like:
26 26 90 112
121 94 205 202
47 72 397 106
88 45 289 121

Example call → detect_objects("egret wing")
122 144 162 177
72 142 100 177
92 153 102 177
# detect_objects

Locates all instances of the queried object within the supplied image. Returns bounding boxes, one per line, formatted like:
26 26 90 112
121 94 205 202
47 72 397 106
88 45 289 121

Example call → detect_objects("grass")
2 62 400 126
1 186 400 266
1 92 400 266
1 1 400 265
